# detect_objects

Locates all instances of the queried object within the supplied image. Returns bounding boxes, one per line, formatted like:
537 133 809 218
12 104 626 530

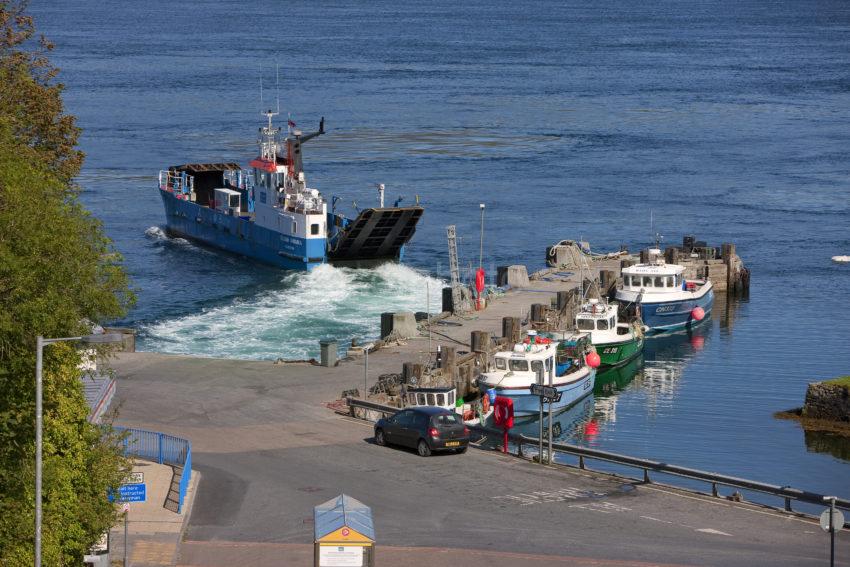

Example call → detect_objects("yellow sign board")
316 526 373 544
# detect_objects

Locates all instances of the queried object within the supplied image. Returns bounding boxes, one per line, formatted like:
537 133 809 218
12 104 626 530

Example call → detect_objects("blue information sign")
116 483 146 503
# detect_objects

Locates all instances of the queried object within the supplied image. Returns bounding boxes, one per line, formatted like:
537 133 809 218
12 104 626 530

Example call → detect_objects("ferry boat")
477 332 596 417
615 249 714 332
157 111 423 270
574 299 643 368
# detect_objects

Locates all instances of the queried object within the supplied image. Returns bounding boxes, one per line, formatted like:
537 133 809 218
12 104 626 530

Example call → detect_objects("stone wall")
803 382 850 422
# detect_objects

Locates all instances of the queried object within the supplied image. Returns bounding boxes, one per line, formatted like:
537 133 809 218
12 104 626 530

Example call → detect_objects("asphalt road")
111 352 847 566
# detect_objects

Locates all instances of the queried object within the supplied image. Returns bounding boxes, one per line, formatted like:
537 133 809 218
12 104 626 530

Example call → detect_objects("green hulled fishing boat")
575 299 644 368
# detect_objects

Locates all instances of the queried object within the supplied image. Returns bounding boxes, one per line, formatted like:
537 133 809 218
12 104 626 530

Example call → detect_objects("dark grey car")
374 406 470 457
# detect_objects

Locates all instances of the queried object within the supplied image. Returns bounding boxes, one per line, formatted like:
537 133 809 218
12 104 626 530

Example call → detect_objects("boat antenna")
259 75 264 111
275 65 281 114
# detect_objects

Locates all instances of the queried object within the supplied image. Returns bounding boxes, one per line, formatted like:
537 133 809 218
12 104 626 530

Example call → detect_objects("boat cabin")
574 299 632 341
405 387 458 411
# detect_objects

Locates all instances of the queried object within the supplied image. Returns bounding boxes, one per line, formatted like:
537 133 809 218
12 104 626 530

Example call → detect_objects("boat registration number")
445 441 460 447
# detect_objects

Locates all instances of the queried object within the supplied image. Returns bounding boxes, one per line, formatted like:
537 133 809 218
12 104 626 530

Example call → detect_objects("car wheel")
417 439 431 457
455 446 467 454
375 429 386 447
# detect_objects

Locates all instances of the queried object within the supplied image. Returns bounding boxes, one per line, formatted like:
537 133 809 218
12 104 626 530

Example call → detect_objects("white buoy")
832 255 850 263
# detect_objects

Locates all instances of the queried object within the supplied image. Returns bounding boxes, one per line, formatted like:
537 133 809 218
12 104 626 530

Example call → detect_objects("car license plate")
445 441 460 447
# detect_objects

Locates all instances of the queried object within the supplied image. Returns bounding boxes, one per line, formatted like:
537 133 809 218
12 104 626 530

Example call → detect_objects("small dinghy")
832 255 850 263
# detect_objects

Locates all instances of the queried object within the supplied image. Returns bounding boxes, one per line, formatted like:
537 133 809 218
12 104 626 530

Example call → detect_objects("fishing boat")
574 298 643 368
477 331 596 417
157 111 423 270
615 249 714 332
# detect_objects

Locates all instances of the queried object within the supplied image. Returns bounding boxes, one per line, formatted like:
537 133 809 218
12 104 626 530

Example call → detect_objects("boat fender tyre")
375 429 386 447
417 439 432 457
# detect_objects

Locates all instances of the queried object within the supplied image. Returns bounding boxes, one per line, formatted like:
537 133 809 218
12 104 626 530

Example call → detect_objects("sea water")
32 0 850 500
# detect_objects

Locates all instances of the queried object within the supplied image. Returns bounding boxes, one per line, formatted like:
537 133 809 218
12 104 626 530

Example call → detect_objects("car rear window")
433 414 461 427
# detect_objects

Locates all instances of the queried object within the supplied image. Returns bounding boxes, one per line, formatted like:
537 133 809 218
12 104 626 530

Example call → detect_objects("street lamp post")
361 343 374 398
35 332 123 567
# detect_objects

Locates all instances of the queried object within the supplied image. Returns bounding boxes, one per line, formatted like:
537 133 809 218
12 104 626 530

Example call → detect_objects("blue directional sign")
116 483 146 503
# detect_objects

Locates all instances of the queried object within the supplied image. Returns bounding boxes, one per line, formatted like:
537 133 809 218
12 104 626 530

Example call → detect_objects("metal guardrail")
116 427 193 513
346 398 850 520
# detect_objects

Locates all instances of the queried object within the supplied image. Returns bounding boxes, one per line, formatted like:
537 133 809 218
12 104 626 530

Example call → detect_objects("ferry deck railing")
345 397 850 522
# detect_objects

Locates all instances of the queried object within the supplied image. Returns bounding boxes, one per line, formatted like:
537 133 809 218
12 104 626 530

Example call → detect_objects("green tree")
0 2 135 564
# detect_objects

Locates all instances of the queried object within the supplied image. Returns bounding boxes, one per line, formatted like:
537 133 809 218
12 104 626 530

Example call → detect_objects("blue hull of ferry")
160 190 325 270
639 290 714 333
492 370 596 417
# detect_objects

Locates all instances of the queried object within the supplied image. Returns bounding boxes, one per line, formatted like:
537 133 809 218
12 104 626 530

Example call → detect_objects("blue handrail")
115 427 192 513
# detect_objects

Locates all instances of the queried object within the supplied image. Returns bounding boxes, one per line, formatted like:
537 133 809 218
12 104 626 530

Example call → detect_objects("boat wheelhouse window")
436 393 445 406
408 393 416 405
643 276 653 287
610 317 615 328
654 277 663 287
427 393 436 405
666 276 674 287
495 358 507 370
545 357 551 371
577 318 594 331
531 360 543 374
449 391 455 405
417 393 426 405
509 359 529 372
292 221 297 233
311 223 320 235
597 318 609 330
623 275 631 286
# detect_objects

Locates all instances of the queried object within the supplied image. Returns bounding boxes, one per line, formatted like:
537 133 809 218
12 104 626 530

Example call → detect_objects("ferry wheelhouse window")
643 276 653 287
408 393 416 405
577 318 594 331
598 318 609 330
436 393 445 406
654 277 663 287
427 393 436 406
495 357 507 370
509 359 528 372
417 393 426 405
666 276 674 287
311 223 320 235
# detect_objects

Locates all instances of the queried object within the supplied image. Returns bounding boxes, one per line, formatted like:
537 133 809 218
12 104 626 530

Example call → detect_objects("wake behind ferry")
157 111 423 270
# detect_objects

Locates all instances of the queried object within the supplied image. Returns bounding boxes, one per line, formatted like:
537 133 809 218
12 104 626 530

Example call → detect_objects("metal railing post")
579 455 585 469
158 433 163 464
712 482 718 498
643 469 651 483
785 497 792 512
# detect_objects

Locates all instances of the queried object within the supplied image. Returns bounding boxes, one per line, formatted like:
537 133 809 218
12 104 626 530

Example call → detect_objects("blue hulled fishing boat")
615 249 714 332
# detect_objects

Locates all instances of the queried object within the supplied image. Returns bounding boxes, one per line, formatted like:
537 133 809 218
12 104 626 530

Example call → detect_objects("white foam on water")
144 225 193 247
139 263 446 360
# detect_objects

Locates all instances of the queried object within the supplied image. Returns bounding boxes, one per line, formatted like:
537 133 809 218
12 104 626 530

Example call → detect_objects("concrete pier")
106 243 848 567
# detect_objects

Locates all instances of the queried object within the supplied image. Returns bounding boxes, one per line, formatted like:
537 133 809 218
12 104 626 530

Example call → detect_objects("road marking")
640 515 673 524
492 487 608 507
569 501 632 514
696 528 733 537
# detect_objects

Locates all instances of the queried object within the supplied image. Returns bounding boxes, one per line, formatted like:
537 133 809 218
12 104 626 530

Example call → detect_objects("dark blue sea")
33 0 850 504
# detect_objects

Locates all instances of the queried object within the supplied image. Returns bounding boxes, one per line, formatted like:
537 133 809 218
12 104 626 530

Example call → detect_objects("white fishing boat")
477 332 596 417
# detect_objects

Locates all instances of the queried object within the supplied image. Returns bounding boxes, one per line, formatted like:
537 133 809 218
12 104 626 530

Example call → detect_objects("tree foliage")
0 2 135 564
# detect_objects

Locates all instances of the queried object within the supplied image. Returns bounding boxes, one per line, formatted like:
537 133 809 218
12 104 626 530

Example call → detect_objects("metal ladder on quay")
446 225 467 314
